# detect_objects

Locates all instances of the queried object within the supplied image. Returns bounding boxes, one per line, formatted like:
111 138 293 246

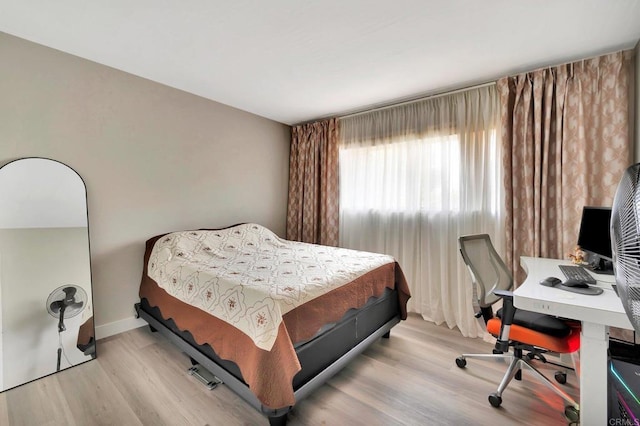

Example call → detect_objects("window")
340 130 499 216
337 85 503 338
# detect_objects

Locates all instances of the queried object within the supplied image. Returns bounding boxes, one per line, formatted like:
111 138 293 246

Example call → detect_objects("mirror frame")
0 157 95 392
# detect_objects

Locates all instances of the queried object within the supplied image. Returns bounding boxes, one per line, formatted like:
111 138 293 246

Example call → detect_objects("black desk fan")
611 163 640 333
46 285 87 371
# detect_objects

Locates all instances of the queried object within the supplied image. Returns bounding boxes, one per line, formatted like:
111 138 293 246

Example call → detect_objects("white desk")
514 257 633 426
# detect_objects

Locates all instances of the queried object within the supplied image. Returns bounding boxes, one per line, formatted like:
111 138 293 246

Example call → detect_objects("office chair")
456 234 581 422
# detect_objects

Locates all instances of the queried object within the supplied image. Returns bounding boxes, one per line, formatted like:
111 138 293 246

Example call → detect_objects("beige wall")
0 33 291 336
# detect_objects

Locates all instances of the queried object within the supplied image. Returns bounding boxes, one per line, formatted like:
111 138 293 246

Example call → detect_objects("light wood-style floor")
0 314 578 425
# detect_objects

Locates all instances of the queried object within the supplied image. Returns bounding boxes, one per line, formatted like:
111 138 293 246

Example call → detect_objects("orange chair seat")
487 318 581 354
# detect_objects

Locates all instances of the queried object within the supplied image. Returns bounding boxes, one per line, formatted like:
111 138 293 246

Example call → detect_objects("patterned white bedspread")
147 223 394 351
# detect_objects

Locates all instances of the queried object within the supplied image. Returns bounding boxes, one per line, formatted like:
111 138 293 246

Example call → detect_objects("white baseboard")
96 316 147 340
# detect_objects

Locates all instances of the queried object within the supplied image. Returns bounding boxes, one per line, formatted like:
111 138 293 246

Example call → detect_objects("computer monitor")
577 206 614 274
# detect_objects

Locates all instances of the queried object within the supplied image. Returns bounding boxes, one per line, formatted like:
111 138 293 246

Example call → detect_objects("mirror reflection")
0 158 95 392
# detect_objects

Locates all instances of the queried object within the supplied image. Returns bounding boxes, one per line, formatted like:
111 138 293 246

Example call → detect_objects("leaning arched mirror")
0 158 95 392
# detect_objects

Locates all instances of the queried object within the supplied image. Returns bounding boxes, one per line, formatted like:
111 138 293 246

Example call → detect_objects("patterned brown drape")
286 117 340 246
498 51 633 283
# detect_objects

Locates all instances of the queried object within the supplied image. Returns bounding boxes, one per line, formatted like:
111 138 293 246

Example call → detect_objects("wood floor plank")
0 314 578 425
99 326 266 426
4 374 78 426
54 359 142 426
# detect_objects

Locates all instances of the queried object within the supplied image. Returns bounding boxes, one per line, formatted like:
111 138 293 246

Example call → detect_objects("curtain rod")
339 80 496 120
324 46 631 125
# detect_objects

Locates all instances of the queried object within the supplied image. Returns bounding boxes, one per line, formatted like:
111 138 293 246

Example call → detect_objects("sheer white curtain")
339 85 504 337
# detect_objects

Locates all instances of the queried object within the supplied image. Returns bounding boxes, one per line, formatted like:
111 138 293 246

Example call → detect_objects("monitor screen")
577 206 613 264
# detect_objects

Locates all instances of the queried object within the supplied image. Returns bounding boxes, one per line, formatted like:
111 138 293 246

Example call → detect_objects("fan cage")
46 285 87 319
612 163 640 333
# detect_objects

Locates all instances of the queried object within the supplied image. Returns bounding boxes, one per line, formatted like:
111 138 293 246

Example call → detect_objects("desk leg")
580 322 609 426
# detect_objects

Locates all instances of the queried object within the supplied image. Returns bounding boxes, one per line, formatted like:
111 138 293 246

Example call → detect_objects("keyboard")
559 265 597 285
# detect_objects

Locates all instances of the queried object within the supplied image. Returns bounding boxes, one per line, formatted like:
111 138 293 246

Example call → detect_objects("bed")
135 223 410 425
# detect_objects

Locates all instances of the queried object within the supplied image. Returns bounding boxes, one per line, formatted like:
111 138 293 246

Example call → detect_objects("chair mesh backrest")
611 163 640 333
459 234 513 308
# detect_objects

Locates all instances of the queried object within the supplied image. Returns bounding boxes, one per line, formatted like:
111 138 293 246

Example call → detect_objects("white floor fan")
611 163 640 333
46 285 87 371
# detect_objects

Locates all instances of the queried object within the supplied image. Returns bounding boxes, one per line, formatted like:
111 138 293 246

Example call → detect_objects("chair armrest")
493 289 513 298
492 289 515 326
492 289 515 352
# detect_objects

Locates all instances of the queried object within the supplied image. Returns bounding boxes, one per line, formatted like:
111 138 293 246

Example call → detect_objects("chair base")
495 356 577 405
456 349 579 423
456 351 513 366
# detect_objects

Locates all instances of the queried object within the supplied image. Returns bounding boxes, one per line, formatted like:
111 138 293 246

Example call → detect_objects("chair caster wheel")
564 405 579 423
455 357 467 368
555 371 567 384
492 349 503 354
488 393 502 407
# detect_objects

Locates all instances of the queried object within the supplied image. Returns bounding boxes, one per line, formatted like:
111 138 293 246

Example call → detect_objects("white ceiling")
1 0 640 125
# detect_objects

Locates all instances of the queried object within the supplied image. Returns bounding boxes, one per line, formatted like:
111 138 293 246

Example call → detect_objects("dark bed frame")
135 288 401 425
